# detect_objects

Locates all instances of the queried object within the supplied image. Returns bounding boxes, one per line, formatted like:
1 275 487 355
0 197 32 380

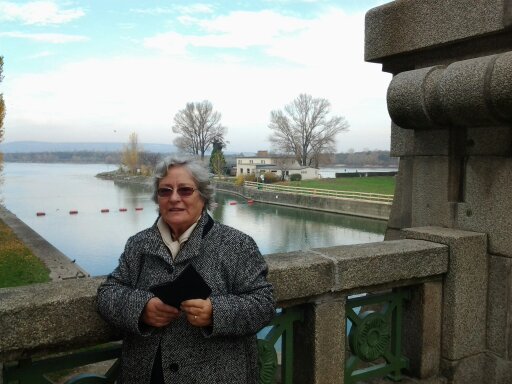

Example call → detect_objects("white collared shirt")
157 217 199 260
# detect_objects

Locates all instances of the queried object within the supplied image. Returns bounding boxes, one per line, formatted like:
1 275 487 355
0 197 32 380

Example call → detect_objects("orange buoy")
119 208 127 212
69 210 78 215
36 212 46 216
101 209 110 213
135 207 143 211
247 199 254 204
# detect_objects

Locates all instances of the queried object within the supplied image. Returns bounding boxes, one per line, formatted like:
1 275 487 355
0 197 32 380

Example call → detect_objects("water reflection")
212 192 385 255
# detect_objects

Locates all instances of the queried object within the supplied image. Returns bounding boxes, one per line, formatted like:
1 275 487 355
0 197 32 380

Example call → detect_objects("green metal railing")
345 290 410 383
2 307 303 384
244 181 394 203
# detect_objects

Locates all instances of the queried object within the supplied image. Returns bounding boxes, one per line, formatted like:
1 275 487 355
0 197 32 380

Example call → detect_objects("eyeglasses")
157 186 197 198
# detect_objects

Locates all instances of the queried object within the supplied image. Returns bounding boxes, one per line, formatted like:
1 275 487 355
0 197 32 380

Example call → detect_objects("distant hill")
0 141 175 154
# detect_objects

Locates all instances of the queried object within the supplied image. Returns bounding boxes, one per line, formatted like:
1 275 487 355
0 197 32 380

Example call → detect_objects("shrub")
263 172 279 183
235 175 245 186
244 174 257 182
290 173 302 181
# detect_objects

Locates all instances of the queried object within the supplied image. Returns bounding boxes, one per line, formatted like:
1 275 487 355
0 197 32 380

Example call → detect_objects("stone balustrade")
1 228 474 384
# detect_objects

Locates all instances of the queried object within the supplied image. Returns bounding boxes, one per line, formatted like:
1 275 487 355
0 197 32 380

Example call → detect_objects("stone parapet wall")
0 238 447 370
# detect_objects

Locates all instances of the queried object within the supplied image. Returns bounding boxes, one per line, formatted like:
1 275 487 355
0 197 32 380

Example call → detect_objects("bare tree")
273 155 295 181
172 101 226 160
139 151 161 169
122 132 141 174
268 94 349 166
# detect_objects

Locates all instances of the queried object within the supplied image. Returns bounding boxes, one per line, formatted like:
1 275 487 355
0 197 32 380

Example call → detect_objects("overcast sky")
0 0 391 153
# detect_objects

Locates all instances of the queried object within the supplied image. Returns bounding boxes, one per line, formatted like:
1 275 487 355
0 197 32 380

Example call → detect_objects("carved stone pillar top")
365 0 512 74
387 52 512 129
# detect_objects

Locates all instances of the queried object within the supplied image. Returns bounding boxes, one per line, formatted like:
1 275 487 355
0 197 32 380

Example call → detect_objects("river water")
0 163 386 276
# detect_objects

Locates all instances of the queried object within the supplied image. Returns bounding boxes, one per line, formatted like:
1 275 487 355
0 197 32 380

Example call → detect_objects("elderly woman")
97 157 275 384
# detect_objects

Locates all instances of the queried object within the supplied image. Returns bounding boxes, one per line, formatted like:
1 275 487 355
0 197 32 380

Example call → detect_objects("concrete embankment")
0 205 89 281
213 181 391 221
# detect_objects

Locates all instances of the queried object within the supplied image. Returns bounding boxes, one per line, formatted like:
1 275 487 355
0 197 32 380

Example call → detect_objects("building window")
240 168 243 174
247 168 250 174
238 160 241 164
249 160 253 164
261 160 265 164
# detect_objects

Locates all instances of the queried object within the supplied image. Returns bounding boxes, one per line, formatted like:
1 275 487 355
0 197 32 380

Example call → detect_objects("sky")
0 0 391 153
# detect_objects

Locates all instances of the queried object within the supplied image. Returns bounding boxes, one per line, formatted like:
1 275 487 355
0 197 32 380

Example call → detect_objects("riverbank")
0 205 89 284
214 181 392 221
0 212 50 288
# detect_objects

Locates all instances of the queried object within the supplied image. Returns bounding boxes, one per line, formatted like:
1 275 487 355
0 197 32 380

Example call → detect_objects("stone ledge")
0 277 120 362
266 251 334 302
314 239 448 291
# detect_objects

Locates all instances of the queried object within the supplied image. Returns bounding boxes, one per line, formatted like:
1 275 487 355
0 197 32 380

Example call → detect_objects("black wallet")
149 264 212 308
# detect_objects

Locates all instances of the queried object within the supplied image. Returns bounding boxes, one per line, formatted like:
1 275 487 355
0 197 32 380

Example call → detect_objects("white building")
236 151 319 180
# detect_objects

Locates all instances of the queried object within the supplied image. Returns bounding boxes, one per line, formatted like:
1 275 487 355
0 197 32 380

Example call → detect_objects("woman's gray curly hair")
152 156 214 210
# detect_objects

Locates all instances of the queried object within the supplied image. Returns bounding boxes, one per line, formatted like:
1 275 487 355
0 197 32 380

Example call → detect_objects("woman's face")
158 166 205 238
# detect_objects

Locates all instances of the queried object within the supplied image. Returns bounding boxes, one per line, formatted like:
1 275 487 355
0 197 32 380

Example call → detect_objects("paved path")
0 205 89 281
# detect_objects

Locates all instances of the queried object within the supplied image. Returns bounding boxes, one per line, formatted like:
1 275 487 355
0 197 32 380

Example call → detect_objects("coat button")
169 363 179 372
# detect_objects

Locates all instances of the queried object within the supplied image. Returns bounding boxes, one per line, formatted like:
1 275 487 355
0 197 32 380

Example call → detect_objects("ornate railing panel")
345 290 410 383
2 308 303 384
2 343 121 384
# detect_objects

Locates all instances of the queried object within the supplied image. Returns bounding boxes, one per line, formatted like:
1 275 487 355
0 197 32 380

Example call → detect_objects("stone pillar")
402 281 443 379
403 227 488 382
366 1 512 382
293 299 346 384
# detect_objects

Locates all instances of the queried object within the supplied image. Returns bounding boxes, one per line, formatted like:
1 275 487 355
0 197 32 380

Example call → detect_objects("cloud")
143 8 366 69
131 4 213 16
29 50 53 58
0 1 84 25
145 10 308 54
0 31 89 43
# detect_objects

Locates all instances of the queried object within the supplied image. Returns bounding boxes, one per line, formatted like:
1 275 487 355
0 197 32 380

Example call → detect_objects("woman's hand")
181 298 213 327
142 297 180 327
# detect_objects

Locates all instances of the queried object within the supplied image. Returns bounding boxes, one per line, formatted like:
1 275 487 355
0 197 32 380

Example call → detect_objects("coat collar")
147 210 215 265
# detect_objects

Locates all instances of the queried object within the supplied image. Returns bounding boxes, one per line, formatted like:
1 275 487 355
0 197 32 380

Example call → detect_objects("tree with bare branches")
122 132 141 174
268 94 349 167
172 101 226 160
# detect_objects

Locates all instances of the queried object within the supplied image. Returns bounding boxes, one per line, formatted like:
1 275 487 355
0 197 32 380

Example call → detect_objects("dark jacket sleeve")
207 234 275 337
96 236 154 336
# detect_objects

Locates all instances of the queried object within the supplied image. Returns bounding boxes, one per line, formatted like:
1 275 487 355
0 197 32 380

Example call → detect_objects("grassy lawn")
0 217 51 288
280 176 396 195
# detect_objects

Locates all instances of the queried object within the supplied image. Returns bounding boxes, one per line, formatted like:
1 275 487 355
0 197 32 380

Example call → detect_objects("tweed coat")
97 211 275 384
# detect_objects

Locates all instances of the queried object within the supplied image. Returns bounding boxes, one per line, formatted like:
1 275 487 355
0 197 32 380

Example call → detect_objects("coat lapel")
174 211 214 265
